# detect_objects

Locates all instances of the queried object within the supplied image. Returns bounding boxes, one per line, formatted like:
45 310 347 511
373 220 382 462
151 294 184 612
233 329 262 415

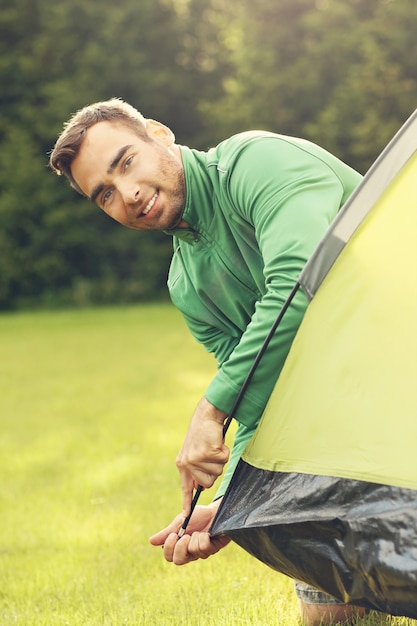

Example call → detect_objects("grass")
0 303 415 626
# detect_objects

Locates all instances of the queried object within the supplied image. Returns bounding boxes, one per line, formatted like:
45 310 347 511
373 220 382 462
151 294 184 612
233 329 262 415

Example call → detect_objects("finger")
189 469 218 489
172 535 198 566
187 532 231 560
162 532 180 563
187 450 230 484
186 445 230 470
179 468 197 517
149 514 184 546
188 460 228 489
210 533 232 555
149 528 173 546
187 531 213 559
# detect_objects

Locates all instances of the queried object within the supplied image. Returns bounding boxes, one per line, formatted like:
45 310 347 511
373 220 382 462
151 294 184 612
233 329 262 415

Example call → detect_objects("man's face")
71 121 186 231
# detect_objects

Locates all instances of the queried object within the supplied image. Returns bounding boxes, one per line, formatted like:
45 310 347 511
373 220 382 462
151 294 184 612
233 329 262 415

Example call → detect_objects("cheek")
101 197 125 223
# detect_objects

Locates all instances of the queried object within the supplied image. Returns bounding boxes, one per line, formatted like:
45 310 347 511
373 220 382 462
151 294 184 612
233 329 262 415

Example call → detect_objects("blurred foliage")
0 0 415 309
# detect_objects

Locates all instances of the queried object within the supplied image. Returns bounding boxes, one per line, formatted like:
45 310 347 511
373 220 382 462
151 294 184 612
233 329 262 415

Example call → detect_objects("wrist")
201 396 228 425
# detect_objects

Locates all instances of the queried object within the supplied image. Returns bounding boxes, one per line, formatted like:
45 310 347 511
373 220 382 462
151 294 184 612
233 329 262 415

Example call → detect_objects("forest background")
1 0 416 311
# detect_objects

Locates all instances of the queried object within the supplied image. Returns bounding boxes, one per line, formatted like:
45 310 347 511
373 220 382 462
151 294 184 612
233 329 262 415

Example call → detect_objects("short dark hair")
49 98 149 194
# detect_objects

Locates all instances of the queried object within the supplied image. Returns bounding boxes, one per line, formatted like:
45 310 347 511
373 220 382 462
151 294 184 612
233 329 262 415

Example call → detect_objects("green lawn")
0 304 415 625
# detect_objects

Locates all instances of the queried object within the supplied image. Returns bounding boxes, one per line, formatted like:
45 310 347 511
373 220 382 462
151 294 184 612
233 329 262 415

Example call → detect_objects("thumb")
149 514 183 546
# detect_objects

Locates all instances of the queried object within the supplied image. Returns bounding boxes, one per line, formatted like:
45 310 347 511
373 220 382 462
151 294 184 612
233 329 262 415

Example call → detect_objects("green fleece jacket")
166 131 362 497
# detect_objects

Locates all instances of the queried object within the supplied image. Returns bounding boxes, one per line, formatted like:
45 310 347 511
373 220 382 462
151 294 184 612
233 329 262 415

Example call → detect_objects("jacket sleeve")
205 138 361 429
204 138 361 496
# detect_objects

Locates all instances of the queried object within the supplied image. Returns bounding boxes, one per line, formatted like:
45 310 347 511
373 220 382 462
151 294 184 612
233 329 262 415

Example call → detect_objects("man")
50 98 366 625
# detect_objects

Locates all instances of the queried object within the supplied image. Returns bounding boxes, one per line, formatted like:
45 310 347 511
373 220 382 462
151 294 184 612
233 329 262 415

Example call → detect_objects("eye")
101 188 113 205
124 155 134 170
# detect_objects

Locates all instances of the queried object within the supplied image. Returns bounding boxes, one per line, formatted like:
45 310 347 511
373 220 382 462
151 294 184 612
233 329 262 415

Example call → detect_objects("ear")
145 119 175 146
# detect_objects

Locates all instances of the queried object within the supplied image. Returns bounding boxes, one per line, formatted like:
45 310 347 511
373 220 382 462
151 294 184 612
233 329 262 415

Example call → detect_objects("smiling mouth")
142 192 159 216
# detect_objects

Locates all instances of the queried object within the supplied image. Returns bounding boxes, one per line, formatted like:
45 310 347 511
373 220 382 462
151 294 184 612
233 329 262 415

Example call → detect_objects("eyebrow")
89 144 133 204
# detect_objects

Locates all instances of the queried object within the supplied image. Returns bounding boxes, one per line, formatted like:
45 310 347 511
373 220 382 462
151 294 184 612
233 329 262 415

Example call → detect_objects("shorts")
294 581 344 605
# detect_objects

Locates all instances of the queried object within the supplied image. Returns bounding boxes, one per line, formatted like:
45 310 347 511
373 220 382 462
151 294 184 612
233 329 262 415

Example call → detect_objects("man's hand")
149 500 231 565
176 397 229 516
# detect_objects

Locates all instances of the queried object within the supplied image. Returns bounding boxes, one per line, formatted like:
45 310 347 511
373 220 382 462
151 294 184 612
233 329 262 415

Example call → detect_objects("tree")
0 0 191 309
0 0 415 309
196 0 417 172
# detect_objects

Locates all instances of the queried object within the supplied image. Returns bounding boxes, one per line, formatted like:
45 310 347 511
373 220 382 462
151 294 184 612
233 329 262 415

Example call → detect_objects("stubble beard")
156 156 186 231
167 166 186 229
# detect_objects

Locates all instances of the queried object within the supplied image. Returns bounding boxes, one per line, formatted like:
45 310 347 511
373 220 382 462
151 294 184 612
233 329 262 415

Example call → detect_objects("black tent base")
211 462 417 618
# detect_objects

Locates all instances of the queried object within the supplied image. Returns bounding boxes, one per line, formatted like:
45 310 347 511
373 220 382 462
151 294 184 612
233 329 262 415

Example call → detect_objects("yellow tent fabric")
211 112 417 615
243 151 417 490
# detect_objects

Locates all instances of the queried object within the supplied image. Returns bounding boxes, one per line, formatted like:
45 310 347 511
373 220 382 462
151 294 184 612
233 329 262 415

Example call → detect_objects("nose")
120 180 140 205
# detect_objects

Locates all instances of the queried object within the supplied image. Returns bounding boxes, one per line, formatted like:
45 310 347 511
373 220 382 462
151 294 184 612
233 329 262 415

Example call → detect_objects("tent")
210 110 417 617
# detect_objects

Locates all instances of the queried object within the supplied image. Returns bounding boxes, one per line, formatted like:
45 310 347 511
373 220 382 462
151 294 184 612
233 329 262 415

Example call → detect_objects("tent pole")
178 280 302 537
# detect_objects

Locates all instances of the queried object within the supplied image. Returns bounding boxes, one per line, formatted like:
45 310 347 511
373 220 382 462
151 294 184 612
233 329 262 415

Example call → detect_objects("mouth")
141 191 159 216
